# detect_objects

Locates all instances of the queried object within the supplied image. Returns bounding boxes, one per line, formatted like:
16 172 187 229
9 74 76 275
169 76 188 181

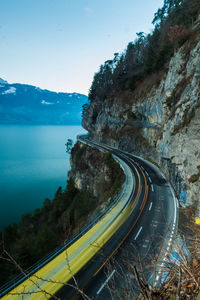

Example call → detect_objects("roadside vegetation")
103 152 125 204
0 178 94 285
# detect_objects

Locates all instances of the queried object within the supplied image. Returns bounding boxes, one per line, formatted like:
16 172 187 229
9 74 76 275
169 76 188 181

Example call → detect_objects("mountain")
0 78 8 85
0 80 88 125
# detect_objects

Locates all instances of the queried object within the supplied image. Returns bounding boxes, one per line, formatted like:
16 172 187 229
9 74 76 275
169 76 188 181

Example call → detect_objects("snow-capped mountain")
0 78 8 85
0 79 88 125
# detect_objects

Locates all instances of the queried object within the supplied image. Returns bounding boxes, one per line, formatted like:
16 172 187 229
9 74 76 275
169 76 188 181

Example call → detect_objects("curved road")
79 138 178 299
0 137 178 299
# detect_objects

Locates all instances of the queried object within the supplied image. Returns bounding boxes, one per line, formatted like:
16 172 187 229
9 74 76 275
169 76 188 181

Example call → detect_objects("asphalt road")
81 144 178 299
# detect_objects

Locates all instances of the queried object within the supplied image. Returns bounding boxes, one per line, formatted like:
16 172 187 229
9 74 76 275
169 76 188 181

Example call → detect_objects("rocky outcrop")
82 38 200 212
68 142 124 205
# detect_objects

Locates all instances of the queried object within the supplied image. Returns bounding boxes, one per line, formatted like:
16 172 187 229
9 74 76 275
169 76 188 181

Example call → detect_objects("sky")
0 0 164 95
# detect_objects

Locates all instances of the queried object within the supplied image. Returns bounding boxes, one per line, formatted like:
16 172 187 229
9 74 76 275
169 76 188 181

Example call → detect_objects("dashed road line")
96 269 116 295
149 202 152 211
134 226 143 240
151 184 154 192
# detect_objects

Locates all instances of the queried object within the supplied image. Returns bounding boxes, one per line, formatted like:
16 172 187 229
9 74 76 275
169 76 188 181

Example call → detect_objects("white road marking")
169 185 177 230
149 202 153 211
134 226 143 240
149 176 152 183
96 269 116 295
151 184 154 192
155 186 178 287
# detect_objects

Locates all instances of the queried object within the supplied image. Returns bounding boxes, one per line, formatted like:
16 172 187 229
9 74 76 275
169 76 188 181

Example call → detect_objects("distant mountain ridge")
0 78 88 125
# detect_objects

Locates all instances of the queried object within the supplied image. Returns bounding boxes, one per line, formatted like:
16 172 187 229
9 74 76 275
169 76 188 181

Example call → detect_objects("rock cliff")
68 142 124 209
82 35 200 213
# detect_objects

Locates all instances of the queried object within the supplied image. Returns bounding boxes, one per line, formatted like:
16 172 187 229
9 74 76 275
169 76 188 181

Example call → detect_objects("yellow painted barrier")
2 199 137 299
195 217 200 225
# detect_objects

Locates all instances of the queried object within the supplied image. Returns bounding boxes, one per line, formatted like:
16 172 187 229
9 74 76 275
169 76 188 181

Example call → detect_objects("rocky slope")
82 35 200 213
68 142 124 207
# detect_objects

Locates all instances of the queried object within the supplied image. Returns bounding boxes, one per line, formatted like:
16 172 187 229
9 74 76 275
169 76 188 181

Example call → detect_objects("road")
80 140 178 299
0 137 178 299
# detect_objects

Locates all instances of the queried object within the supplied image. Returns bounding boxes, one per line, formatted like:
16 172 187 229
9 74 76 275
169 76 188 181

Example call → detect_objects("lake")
0 125 87 230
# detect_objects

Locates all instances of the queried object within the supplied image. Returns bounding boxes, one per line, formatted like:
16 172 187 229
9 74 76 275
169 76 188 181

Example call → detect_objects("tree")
168 25 190 50
43 198 51 212
152 0 183 26
33 226 55 257
65 139 73 154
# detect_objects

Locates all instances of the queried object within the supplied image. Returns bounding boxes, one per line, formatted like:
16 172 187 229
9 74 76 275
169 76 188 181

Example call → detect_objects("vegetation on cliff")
88 0 200 103
69 142 125 204
0 179 92 285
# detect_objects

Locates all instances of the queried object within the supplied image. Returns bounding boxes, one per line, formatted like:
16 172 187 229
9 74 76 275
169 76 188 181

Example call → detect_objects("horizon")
0 77 87 95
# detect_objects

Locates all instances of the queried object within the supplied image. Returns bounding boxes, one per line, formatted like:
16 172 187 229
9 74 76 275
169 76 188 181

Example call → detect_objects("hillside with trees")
88 0 200 103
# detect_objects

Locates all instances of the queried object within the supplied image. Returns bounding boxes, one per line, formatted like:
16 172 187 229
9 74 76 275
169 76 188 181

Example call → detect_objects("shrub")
168 25 191 49
188 173 200 183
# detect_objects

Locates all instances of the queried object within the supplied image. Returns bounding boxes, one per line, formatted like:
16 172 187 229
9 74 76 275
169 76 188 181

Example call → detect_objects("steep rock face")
68 142 124 204
82 39 200 211
69 142 110 198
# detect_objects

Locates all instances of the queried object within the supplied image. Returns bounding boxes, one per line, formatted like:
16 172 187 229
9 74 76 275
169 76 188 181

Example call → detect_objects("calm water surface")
0 125 87 230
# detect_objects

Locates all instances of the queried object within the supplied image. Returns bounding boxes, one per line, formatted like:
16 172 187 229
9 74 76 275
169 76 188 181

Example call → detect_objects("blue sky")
0 0 163 95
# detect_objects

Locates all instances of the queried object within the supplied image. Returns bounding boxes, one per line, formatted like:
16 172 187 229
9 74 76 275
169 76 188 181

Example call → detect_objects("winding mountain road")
0 136 178 300
79 137 178 299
